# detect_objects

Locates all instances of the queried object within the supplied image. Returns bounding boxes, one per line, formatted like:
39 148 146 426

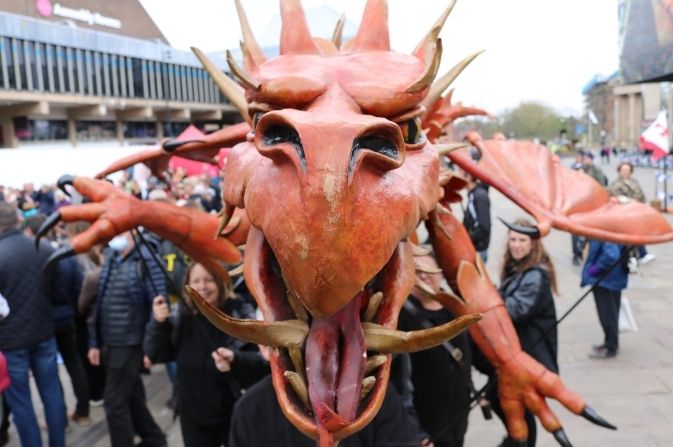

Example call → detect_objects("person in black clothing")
461 171 491 263
227 347 420 447
144 262 268 446
87 231 167 447
397 253 473 447
23 214 91 426
0 202 67 447
487 218 560 447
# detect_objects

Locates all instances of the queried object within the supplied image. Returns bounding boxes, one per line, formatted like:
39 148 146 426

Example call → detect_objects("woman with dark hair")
487 218 559 447
144 262 268 446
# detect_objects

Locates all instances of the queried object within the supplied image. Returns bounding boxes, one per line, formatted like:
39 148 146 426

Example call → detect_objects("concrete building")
0 0 240 149
583 73 666 150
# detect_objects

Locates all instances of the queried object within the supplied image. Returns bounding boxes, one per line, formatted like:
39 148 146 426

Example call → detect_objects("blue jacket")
580 240 629 292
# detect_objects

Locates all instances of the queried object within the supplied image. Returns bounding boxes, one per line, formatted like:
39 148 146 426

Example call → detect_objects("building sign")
36 0 122 29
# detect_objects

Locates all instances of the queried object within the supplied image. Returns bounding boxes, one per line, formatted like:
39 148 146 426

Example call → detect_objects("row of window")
0 37 227 104
13 118 190 142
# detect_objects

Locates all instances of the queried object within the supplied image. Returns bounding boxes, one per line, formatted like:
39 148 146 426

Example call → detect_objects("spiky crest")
234 0 266 69
280 0 321 55
343 0 390 52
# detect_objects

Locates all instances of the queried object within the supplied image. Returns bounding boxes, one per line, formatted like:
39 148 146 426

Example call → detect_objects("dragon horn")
226 50 261 91
279 0 320 55
344 0 390 51
362 314 481 353
406 38 443 93
233 0 266 68
422 49 485 109
331 13 345 49
186 285 309 348
413 0 457 59
191 47 249 121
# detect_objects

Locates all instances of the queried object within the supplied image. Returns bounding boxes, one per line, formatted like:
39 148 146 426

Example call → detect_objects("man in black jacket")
0 202 67 447
87 231 167 447
462 171 491 262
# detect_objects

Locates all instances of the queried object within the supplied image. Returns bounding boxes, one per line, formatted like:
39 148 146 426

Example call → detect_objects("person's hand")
88 348 100 366
143 355 152 369
420 438 434 447
152 295 170 322
211 347 235 372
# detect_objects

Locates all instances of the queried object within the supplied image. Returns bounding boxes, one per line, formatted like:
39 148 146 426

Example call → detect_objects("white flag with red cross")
640 110 670 160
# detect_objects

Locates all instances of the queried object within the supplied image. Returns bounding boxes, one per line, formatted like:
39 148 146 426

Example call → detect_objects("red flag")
640 110 670 160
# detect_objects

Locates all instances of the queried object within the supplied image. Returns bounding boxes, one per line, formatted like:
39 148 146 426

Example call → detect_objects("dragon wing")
447 132 673 244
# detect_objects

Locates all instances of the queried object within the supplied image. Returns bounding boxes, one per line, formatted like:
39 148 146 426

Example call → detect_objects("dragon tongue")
305 292 366 428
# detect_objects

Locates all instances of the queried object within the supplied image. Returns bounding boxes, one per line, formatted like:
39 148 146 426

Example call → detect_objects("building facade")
0 0 239 148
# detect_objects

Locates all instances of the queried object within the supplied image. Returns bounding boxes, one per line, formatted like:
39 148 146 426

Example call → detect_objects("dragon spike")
331 13 346 49
192 47 250 120
436 143 468 156
233 0 266 68
279 0 320 55
344 0 390 51
422 49 485 109
406 38 443 93
226 50 261 91
413 0 457 58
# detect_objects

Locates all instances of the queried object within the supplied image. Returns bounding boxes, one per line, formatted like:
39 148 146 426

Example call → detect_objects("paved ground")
6 154 673 446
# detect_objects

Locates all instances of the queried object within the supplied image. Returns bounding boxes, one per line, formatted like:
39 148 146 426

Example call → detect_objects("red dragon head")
189 0 480 443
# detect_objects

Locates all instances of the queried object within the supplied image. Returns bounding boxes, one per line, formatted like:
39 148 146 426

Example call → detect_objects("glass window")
76 120 116 141
123 121 157 139
0 37 7 89
44 44 54 92
131 58 143 98
13 118 68 141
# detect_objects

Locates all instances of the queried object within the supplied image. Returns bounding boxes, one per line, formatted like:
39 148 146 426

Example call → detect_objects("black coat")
144 298 268 426
90 245 167 348
463 183 491 251
500 266 558 373
228 376 419 447
0 230 55 350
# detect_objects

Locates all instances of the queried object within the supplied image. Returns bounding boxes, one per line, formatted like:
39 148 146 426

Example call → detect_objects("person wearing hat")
484 218 560 447
580 151 608 187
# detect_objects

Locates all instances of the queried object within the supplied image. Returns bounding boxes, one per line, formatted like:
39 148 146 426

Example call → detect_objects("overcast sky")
139 0 619 116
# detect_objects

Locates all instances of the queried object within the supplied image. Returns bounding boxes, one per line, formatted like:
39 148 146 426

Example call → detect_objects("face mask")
108 235 129 252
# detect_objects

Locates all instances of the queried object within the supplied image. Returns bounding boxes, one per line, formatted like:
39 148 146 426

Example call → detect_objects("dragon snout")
253 110 405 180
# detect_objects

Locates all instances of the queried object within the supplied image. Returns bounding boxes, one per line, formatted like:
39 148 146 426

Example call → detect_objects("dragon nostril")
262 124 306 169
350 135 400 173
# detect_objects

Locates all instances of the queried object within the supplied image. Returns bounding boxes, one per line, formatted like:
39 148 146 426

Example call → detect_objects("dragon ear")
406 38 442 93
342 0 390 52
280 0 321 55
234 0 266 70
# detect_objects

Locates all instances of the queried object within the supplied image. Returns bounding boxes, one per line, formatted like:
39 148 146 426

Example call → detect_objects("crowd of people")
0 150 659 446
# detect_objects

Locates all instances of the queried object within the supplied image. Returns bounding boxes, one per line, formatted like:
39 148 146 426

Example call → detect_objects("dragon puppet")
36 1 673 446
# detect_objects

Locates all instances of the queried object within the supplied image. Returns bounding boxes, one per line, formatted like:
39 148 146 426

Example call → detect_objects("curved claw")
581 406 617 430
552 428 572 447
57 175 75 196
162 139 206 152
44 244 75 270
35 211 62 250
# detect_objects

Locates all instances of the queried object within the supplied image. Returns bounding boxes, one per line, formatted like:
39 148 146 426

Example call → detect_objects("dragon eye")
399 117 424 145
